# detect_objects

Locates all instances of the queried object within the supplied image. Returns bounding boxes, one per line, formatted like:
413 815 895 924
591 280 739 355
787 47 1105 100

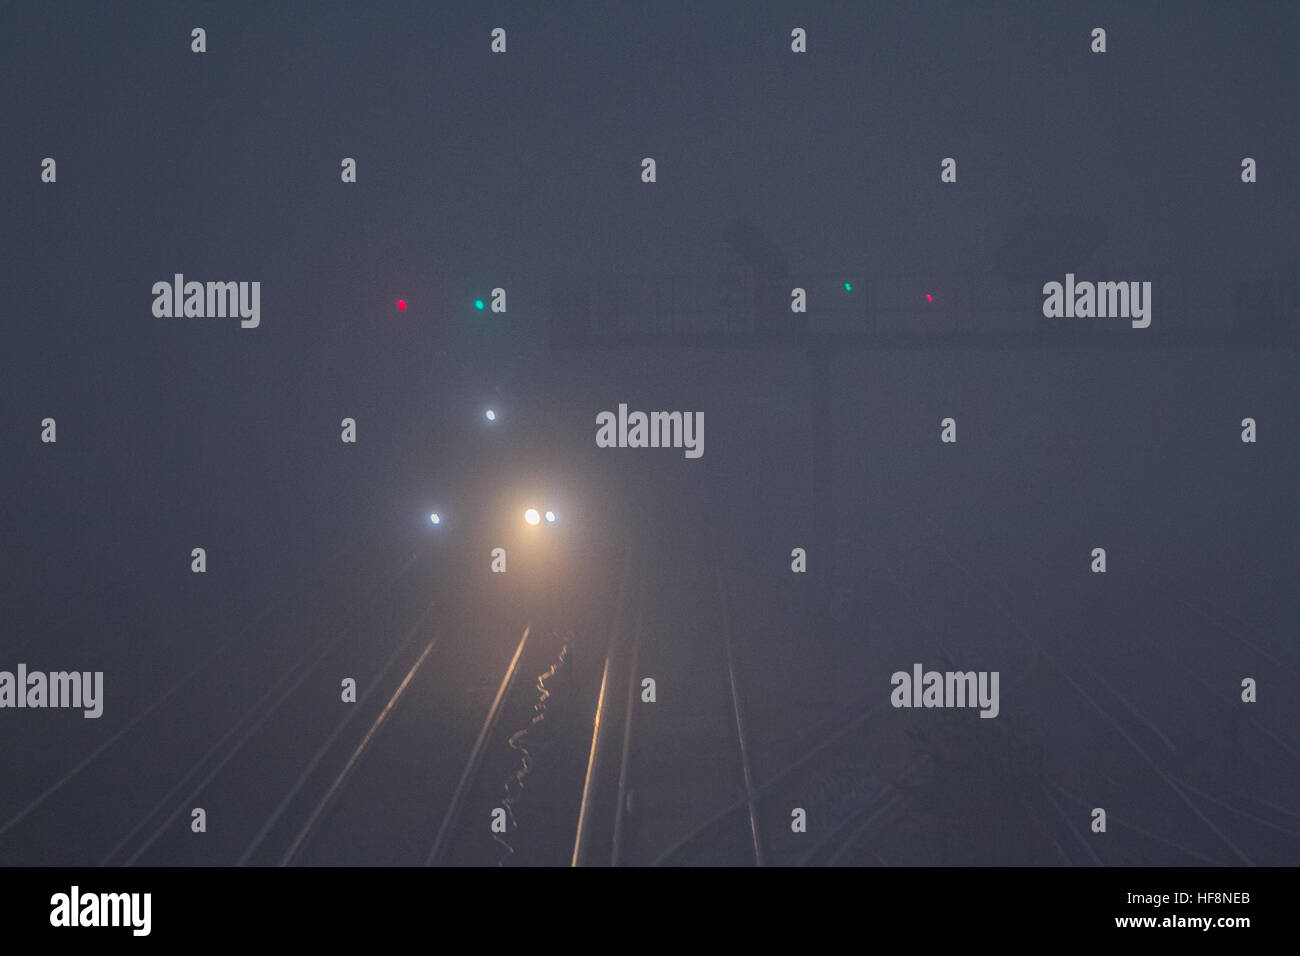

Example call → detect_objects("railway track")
2 466 621 868
100 534 433 866
844 465 1300 867
3 445 1286 867
2 532 583 867
0 518 418 864
572 523 771 866
564 445 1294 867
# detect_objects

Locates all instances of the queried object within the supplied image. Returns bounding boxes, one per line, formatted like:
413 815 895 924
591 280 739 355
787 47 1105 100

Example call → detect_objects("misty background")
1 1 1296 865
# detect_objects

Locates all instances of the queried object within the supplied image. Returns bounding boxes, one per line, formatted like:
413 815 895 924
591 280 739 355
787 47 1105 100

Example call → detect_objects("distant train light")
429 513 441 525
524 508 540 525
544 510 556 523
485 409 496 421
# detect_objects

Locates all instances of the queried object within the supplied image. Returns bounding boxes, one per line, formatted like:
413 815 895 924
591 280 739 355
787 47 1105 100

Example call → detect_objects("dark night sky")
0 1 1296 868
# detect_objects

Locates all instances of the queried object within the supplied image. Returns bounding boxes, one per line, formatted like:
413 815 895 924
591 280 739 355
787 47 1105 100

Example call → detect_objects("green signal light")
843 282 853 291
474 299 485 310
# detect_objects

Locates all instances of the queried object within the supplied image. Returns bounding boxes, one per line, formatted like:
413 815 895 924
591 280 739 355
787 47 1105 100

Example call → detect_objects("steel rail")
571 543 637 866
104 543 423 866
715 553 764 866
276 614 438 866
426 623 532 866
609 574 645 866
